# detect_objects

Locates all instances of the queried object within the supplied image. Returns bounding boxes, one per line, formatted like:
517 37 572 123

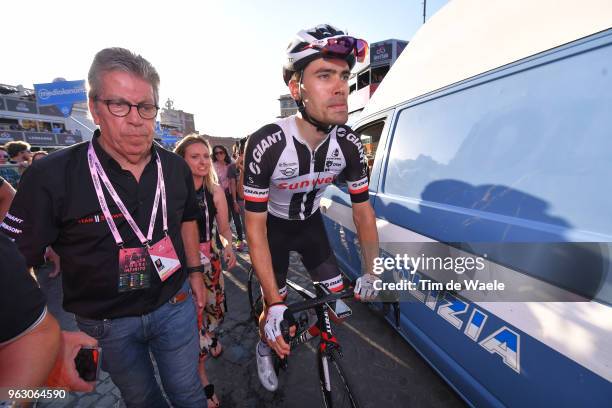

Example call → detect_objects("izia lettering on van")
437 293 468 330
402 267 521 373
479 327 521 373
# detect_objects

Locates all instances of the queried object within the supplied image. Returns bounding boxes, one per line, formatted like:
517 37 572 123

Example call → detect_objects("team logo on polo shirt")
78 212 124 224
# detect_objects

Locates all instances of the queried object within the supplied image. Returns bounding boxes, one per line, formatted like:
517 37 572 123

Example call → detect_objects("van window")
357 121 385 172
382 41 612 302
384 40 612 240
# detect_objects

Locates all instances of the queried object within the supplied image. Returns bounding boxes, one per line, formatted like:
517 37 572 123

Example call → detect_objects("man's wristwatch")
186 265 205 274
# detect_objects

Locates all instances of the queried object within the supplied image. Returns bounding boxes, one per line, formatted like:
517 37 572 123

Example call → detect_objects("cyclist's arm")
341 126 379 276
242 125 286 305
352 200 379 275
245 210 283 305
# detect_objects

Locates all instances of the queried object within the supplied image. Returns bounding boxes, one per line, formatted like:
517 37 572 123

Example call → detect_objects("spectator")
0 147 21 189
0 176 15 223
235 136 249 236
1 47 208 407
5 140 32 164
0 146 8 164
32 150 48 161
0 233 98 404
174 135 237 408
213 144 245 251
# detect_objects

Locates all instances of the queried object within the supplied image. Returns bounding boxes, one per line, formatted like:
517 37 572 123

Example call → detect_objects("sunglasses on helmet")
303 36 368 63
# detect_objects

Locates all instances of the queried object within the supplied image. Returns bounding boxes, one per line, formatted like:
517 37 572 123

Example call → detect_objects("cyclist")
243 24 380 391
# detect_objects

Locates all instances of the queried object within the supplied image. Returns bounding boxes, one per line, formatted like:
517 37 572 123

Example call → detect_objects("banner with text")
34 80 87 117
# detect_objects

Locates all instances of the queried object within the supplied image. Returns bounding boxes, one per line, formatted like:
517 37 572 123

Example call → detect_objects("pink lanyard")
200 187 211 242
87 142 168 247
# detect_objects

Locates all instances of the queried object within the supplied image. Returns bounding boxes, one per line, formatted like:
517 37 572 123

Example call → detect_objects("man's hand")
354 273 379 301
264 304 296 358
233 201 240 214
224 245 236 269
189 272 206 315
46 331 98 392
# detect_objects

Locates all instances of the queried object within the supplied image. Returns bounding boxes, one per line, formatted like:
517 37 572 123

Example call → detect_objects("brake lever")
280 320 292 344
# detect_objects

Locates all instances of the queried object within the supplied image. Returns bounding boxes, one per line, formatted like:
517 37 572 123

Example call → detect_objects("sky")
4 0 448 137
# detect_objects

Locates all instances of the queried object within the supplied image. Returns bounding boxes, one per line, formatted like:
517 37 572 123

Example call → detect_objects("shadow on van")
377 179 610 304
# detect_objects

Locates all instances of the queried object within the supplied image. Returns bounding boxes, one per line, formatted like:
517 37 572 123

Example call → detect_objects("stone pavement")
34 251 466 408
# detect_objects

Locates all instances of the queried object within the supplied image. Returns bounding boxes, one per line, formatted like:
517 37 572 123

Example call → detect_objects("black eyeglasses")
95 97 159 119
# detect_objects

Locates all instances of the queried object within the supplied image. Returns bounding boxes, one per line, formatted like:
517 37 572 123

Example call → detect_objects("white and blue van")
320 1 612 406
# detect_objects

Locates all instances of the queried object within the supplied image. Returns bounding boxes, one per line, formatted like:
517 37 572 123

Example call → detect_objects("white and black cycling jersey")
243 115 369 220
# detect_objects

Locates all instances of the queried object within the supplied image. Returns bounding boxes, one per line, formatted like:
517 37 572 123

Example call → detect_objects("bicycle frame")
247 268 359 407
286 280 358 408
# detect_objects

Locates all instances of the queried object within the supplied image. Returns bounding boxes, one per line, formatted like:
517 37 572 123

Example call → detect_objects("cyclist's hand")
264 304 296 358
354 273 379 301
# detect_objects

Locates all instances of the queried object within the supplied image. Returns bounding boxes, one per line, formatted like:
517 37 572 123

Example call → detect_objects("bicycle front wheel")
318 349 361 408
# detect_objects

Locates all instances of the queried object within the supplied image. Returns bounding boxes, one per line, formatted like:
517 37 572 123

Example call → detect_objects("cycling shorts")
266 209 344 297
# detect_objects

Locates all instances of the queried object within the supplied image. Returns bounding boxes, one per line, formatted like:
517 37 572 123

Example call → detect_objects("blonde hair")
173 134 218 193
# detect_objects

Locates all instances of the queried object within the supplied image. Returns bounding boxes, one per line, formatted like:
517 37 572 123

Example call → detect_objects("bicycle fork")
317 304 342 394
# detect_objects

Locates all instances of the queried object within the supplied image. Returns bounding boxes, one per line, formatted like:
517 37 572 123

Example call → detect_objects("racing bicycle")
247 267 361 408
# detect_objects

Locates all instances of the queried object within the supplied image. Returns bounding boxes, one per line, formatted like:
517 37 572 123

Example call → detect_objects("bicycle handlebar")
285 290 354 314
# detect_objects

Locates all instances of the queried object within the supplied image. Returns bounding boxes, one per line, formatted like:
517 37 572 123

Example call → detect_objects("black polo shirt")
1 130 199 319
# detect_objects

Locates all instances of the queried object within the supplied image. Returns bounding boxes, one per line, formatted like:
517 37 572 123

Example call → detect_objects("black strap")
204 383 215 399
296 72 335 134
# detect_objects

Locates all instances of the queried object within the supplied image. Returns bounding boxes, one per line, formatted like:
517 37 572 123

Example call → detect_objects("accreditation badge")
148 235 182 281
118 247 151 292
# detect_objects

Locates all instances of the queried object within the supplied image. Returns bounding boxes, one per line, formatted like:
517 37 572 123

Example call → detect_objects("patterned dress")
195 185 225 334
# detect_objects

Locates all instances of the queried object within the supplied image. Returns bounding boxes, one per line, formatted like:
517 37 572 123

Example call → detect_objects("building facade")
278 94 298 118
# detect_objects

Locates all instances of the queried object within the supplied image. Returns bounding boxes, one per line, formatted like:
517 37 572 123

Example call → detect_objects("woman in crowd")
212 144 245 251
175 135 236 408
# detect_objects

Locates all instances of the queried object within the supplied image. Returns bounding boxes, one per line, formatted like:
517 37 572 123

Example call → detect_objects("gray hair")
88 47 160 104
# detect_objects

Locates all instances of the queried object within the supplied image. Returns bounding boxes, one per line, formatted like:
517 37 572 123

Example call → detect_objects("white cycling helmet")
283 24 361 85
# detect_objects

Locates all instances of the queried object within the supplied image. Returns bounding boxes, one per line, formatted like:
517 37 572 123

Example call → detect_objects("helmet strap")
296 72 334 134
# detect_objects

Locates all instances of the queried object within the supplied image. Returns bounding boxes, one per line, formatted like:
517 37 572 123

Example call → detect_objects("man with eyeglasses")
1 47 208 407
243 24 380 391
